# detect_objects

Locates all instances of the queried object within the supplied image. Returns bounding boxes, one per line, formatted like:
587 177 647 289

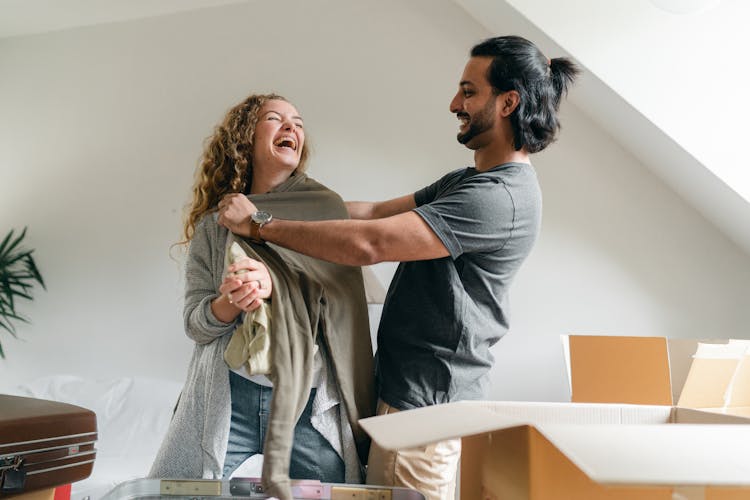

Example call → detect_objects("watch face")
252 211 272 224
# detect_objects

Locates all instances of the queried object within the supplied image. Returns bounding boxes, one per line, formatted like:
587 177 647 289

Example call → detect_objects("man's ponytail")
549 58 580 110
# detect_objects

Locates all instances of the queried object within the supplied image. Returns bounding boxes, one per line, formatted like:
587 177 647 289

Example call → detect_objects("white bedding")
11 375 183 500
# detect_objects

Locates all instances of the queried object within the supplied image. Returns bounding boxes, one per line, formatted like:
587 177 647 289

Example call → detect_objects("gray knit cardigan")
149 175 375 499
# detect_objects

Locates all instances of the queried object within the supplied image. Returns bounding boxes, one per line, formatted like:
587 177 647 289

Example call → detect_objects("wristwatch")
249 210 273 243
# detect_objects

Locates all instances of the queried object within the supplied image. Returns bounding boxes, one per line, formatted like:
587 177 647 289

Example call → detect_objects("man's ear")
498 90 521 117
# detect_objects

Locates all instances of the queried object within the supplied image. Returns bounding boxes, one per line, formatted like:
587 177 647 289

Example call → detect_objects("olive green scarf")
235 174 375 499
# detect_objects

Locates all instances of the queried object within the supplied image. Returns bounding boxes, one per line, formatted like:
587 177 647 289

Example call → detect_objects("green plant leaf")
25 255 45 289
0 227 45 356
0 310 27 324
2 289 32 302
0 229 17 257
0 228 27 262
4 252 34 269
0 313 24 334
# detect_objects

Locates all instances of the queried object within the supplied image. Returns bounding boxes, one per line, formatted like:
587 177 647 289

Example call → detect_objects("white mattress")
10 375 183 500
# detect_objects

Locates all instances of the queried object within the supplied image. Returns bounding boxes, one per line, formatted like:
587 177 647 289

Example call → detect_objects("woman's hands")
211 257 273 323
212 194 273 322
220 257 273 313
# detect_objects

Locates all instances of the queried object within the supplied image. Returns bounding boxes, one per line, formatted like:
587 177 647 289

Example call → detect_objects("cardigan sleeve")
183 215 238 344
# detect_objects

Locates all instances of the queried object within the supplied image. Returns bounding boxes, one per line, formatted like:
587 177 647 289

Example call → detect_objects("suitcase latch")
0 456 26 493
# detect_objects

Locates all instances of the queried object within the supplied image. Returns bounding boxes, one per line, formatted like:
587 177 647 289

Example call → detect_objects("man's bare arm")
345 194 416 220
217 192 447 266
260 210 449 266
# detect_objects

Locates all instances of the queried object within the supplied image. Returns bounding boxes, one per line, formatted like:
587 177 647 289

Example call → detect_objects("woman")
149 94 375 498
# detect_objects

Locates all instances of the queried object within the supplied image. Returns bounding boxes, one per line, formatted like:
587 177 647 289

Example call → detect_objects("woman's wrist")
211 294 240 323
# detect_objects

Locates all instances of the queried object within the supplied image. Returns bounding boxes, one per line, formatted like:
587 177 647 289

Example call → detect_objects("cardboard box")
563 335 750 416
359 335 750 499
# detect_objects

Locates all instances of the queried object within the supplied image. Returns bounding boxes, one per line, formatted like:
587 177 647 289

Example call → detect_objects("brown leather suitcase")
0 395 97 496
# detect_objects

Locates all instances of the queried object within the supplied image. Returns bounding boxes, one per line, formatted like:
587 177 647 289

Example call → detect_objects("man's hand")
217 193 257 237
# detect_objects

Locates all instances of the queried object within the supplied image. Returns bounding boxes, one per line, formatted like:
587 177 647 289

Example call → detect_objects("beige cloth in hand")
223 241 272 375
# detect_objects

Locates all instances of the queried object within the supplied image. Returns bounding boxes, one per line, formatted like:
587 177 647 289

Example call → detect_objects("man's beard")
457 97 496 146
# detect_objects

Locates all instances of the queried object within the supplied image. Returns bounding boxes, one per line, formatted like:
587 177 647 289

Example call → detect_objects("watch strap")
249 218 264 244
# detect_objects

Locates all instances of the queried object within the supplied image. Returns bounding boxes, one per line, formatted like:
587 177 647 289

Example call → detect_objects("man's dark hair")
471 35 579 153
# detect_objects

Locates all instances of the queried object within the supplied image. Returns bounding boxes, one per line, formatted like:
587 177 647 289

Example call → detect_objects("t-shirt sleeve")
414 178 443 207
413 175 516 259
414 168 466 207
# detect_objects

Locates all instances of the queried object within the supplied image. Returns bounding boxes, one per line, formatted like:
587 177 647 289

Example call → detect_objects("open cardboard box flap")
360 335 750 498
360 400 750 488
540 423 750 486
359 401 523 451
563 334 750 414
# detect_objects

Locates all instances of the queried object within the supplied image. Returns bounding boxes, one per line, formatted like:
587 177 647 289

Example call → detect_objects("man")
218 35 578 500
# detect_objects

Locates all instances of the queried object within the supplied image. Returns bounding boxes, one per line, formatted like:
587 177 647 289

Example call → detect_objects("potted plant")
0 227 45 358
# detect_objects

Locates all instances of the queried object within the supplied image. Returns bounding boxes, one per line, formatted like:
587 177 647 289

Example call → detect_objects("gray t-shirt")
376 162 542 410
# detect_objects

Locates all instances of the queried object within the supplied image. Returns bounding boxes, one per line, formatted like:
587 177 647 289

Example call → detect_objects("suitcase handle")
230 478 326 498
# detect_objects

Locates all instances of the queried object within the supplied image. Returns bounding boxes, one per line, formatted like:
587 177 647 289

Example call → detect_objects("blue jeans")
222 371 345 482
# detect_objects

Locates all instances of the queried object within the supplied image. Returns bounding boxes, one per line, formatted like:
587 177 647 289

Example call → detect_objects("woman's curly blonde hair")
181 93 309 244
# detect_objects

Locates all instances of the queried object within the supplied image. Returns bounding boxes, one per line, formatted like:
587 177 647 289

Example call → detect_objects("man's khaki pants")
365 400 461 500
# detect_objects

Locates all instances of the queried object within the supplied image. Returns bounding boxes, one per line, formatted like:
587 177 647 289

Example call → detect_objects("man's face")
449 57 498 149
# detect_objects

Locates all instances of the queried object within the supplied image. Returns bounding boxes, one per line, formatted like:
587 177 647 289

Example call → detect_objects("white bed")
10 375 183 500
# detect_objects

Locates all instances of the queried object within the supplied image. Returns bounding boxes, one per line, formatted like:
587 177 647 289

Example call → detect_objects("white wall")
1 0 749 402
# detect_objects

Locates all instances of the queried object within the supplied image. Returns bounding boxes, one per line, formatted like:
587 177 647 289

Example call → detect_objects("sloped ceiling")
0 0 247 38
2 0 749 254
454 0 750 255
